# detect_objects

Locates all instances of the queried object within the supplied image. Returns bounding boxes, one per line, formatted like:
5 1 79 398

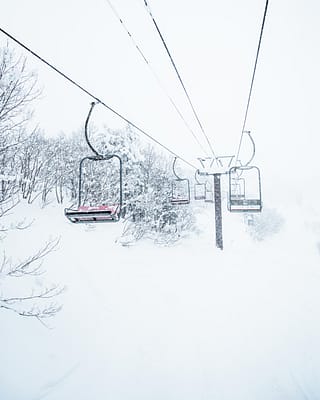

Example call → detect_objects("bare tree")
0 42 40 199
0 43 63 326
0 239 64 327
0 42 40 134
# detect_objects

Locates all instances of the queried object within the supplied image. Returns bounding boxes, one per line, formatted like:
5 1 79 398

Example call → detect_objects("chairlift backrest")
230 177 246 199
194 169 206 200
171 178 190 205
194 183 206 200
78 155 122 208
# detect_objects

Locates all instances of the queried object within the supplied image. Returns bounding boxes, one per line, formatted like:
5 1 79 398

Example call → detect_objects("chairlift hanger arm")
172 157 182 180
84 102 101 156
195 169 202 185
243 130 256 166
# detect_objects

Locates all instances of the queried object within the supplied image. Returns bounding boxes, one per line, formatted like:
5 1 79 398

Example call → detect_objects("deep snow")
1 192 320 400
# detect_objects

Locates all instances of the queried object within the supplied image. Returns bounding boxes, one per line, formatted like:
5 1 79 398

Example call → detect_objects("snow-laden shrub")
245 207 284 241
118 180 196 246
117 144 196 246
118 205 195 246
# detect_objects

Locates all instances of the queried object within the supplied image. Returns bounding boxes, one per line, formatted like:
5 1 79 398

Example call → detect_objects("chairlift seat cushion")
65 205 120 223
229 199 262 212
170 198 190 205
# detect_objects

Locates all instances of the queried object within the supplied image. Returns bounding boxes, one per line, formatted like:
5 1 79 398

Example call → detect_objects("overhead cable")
103 0 209 156
234 0 269 165
143 0 217 160
0 27 197 170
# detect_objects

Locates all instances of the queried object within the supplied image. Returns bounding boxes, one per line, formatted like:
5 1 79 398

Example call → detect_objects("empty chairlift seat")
170 157 190 205
228 166 262 212
64 102 123 224
171 178 190 205
194 170 206 200
194 183 206 200
64 155 122 224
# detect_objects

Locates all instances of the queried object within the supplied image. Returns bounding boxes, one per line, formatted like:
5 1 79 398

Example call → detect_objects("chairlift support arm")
172 157 182 180
243 131 256 166
85 101 100 157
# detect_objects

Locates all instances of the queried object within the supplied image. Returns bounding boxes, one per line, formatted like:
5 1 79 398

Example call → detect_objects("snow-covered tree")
118 142 196 245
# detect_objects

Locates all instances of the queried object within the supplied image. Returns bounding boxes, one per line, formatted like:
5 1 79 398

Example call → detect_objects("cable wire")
102 0 209 156
0 26 198 171
143 0 217 159
234 0 269 165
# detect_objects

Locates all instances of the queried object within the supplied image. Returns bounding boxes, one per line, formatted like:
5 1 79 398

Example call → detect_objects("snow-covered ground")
1 192 320 399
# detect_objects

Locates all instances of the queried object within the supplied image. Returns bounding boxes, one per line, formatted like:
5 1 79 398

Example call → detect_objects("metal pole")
214 174 223 250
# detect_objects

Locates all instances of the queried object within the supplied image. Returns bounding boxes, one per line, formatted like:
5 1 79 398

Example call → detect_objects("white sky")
1 0 320 182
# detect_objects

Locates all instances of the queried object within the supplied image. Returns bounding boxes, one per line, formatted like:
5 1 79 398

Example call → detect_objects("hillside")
1 194 320 399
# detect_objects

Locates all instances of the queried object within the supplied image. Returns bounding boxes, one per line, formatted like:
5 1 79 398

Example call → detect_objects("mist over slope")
1 192 320 400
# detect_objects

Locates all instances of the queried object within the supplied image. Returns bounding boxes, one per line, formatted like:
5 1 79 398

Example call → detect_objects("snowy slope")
1 195 320 400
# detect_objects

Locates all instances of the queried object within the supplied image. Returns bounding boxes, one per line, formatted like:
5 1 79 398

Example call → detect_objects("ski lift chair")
228 166 262 212
170 157 190 205
64 155 123 223
64 102 123 224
